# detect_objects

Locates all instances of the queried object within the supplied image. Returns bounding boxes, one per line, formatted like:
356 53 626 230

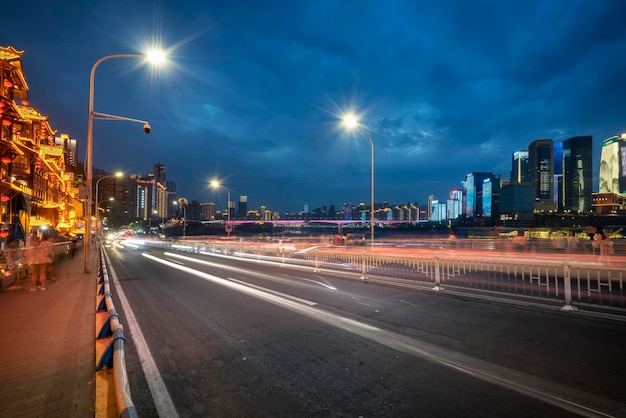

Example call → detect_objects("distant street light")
210 179 232 236
95 171 123 238
97 197 114 212
342 113 375 245
84 51 167 273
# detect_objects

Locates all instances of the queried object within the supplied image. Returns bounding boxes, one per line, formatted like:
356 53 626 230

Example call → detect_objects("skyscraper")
562 136 592 212
599 134 626 194
463 172 492 219
528 139 555 211
511 150 529 183
153 163 166 184
238 196 248 219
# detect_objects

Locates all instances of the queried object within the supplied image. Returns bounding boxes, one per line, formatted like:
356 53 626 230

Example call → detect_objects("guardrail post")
561 262 578 311
314 249 319 272
432 255 443 291
360 249 367 280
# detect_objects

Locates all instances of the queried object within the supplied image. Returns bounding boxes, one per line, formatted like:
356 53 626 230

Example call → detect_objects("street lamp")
210 179 231 236
84 51 166 273
97 197 114 213
97 197 114 239
178 198 188 236
95 171 123 238
342 113 375 245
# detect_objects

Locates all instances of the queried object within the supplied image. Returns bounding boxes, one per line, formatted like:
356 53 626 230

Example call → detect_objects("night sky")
2 1 626 214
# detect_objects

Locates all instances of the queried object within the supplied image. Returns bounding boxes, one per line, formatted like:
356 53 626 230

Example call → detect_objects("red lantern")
1 156 11 164
21 100 29 106
3 80 13 88
2 119 11 126
0 231 9 238
1 195 10 202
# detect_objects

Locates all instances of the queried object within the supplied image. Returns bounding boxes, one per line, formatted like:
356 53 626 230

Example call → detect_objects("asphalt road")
103 242 626 417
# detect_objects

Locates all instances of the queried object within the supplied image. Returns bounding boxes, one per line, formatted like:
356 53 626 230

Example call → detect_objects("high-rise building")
511 150 529 183
238 196 248 219
528 139 555 211
499 182 535 227
446 189 463 220
200 202 215 220
153 163 166 184
166 180 176 217
562 136 593 212
599 134 626 194
463 172 492 219
328 204 336 219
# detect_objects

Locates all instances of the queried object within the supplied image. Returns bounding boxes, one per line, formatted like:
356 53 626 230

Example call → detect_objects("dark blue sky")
2 1 626 213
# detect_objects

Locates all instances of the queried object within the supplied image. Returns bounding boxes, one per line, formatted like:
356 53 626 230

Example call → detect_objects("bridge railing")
137 238 626 314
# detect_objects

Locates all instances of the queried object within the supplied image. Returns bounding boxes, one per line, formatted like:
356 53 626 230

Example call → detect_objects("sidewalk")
0 248 97 418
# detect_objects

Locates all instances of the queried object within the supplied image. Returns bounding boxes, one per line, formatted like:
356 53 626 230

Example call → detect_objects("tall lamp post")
84 50 166 273
342 113 375 246
210 180 231 236
95 171 123 239
178 198 188 236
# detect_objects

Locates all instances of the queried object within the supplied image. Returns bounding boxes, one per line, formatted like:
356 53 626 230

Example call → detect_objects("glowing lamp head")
342 113 360 130
210 180 221 189
145 49 167 65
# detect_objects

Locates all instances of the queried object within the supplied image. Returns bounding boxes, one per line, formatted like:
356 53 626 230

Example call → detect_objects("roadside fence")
140 238 626 315
95 246 137 418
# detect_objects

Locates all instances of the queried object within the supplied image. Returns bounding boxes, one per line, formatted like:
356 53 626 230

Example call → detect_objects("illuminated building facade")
463 172 492 220
0 46 79 240
599 134 626 194
446 189 462 220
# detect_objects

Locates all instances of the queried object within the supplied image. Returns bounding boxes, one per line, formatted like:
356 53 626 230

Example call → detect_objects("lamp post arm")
92 112 149 124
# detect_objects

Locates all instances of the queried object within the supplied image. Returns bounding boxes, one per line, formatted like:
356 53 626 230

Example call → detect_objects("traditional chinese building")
0 46 81 243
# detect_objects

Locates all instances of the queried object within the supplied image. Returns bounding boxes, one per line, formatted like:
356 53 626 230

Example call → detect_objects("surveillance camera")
143 123 151 134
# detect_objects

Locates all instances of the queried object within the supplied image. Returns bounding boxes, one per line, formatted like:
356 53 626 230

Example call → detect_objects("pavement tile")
0 248 98 418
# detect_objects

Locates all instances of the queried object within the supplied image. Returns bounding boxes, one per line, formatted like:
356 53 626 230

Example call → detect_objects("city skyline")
2 1 626 213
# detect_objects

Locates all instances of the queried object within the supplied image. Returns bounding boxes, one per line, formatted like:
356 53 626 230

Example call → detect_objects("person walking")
566 230 579 254
26 239 44 291
593 227 612 256
39 235 54 282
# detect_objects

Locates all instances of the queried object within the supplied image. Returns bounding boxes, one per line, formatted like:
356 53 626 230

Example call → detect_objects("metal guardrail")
95 247 137 418
138 238 626 314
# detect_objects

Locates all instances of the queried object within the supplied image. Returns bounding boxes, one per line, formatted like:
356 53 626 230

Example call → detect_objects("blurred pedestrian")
593 227 612 256
39 236 54 281
566 230 579 254
70 238 78 258
26 240 45 291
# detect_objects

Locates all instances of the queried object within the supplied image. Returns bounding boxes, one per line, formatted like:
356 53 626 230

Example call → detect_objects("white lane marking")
142 251 621 417
279 273 337 290
226 277 317 306
164 258 185 265
103 250 179 418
